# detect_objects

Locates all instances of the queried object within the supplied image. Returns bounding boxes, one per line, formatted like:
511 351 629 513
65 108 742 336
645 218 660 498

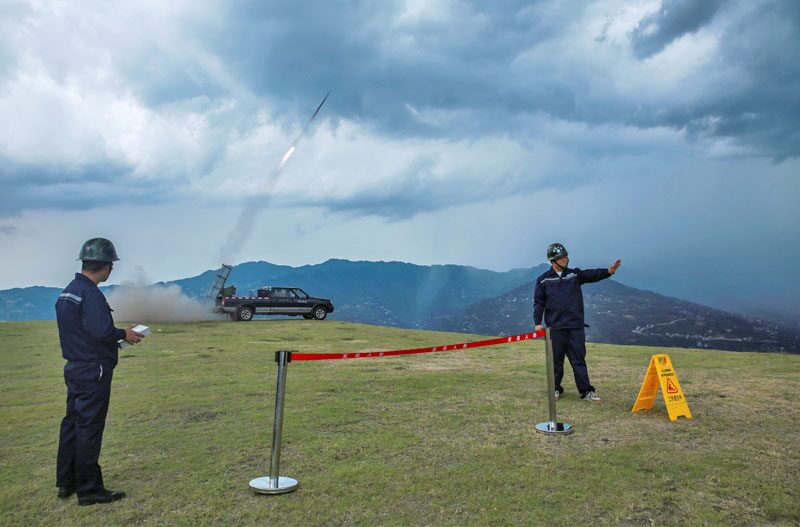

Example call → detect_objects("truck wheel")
312 306 327 320
237 306 254 322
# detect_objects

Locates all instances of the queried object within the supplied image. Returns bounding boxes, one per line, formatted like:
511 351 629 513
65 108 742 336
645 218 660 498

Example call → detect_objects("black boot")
78 489 126 506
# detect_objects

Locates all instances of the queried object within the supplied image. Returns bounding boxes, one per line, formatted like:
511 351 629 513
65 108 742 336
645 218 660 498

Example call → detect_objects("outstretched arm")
578 259 621 284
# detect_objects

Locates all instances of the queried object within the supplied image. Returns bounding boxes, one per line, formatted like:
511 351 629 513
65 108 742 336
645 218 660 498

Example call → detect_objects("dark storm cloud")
0 159 174 214
189 0 799 159
631 0 800 160
198 0 564 136
630 0 726 59
0 158 131 186
2 0 798 221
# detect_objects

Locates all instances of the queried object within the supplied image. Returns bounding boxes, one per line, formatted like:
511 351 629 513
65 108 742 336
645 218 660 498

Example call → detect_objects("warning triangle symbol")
666 378 679 394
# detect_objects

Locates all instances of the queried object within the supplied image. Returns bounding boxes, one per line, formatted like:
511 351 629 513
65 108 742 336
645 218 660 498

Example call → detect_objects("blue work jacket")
533 266 611 329
55 273 125 369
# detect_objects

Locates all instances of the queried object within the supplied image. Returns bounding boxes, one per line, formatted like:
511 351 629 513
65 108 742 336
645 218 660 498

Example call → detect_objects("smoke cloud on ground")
107 268 224 323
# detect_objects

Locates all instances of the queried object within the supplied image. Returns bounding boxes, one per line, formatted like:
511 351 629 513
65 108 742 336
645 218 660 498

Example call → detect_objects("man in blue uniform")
534 243 621 402
55 238 143 505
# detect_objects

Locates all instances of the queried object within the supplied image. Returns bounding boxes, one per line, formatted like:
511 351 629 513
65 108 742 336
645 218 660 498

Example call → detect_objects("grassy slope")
0 320 798 526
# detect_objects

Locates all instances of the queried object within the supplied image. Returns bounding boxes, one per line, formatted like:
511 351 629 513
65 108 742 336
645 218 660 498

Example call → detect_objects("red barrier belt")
291 330 546 361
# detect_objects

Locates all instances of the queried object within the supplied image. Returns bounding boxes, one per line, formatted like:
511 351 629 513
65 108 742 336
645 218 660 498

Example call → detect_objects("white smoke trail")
218 92 328 262
218 175 279 262
107 267 224 323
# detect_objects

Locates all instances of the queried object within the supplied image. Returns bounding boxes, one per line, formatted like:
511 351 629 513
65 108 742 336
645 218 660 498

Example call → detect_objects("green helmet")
546 243 568 262
77 238 120 262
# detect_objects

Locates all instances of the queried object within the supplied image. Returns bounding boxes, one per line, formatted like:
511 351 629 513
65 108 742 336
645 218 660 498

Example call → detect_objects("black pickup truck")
213 286 335 322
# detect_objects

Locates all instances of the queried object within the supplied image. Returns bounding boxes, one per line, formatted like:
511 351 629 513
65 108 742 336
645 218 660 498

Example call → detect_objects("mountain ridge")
2 259 797 353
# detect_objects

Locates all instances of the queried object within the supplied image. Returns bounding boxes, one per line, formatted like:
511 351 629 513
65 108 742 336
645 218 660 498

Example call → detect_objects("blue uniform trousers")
550 328 595 396
56 361 113 495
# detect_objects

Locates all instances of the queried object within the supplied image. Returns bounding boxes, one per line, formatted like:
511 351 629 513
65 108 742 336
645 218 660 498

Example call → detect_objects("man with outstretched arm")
533 243 621 402
55 238 143 506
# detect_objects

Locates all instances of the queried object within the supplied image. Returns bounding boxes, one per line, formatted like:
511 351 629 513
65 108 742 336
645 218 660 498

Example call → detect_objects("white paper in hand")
118 325 151 349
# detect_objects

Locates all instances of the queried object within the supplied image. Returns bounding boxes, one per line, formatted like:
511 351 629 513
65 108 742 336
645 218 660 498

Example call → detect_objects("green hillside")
1 320 798 526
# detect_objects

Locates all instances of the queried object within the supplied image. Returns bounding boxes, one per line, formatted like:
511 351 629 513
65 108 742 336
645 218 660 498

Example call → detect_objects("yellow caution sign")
632 354 692 421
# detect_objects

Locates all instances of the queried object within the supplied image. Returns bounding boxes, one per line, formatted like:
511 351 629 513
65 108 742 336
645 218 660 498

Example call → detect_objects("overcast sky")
1 0 799 318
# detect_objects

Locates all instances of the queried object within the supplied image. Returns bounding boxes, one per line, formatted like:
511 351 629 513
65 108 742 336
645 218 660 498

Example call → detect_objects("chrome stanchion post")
249 350 299 494
535 328 574 435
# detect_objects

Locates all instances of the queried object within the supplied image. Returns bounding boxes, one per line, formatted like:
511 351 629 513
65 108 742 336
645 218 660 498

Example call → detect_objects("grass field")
1 320 798 526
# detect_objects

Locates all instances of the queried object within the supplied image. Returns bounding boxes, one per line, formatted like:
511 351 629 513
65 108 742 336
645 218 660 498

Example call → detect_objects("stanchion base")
249 476 299 495
535 422 574 435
